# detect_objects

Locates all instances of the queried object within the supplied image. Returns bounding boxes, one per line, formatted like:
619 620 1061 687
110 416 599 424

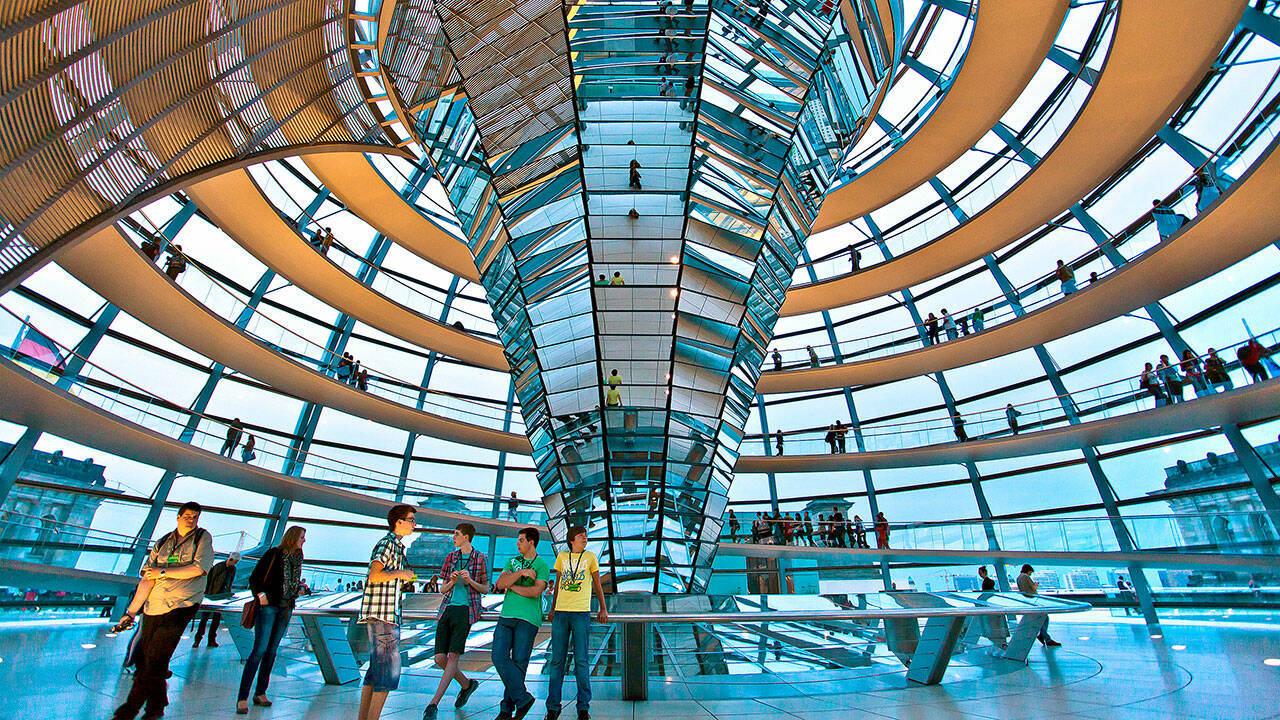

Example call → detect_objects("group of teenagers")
731 507 890 548
1138 337 1274 408
108 501 609 720
360 506 608 720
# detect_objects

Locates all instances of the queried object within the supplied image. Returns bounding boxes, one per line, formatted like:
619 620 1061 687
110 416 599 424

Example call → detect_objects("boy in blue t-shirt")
423 523 487 719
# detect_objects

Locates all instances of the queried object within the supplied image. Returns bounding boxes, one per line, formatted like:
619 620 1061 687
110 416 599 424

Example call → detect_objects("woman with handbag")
237 526 305 714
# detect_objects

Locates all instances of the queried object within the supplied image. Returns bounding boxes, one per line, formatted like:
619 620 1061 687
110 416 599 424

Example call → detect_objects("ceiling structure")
373 0 900 591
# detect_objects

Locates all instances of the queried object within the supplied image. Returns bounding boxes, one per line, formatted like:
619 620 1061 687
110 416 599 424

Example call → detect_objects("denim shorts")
363 620 401 692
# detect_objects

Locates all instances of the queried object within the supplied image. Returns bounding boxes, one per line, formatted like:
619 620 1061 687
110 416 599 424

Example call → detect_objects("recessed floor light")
1077 636 1090 641
1150 634 1163 639
81 643 96 649
1171 645 1186 650
1264 658 1280 667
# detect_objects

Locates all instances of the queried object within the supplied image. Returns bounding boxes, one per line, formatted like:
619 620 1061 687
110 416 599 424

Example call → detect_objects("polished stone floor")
5 615 1280 719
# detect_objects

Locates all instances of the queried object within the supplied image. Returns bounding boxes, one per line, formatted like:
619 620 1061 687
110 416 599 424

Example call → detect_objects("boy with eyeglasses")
357 504 418 720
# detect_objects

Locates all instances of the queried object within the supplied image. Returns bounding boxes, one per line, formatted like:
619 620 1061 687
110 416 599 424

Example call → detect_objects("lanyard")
564 551 587 583
160 529 199 563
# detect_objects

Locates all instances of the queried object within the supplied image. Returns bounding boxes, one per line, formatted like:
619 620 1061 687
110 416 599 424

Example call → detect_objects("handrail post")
617 594 652 700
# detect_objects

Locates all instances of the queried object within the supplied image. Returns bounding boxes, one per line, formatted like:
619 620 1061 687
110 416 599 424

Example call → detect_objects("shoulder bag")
241 550 278 629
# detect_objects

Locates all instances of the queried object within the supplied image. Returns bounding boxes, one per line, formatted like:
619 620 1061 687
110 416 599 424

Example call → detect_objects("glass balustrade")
244 162 498 334
795 6 1115 284
767 95 1280 371
719 511 1278 556
835 3 975 179
0 307 531 514
795 5 1280 298
7 295 1274 476
743 327 1280 455
116 229 521 434
0 510 140 576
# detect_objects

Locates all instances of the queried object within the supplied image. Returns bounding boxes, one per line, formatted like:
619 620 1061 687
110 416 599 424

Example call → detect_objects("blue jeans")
1037 615 1053 643
492 617 538 714
238 605 292 701
546 611 591 714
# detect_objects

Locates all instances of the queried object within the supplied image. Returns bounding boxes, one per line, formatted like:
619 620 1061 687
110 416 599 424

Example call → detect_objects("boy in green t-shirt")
492 527 550 719
545 526 608 720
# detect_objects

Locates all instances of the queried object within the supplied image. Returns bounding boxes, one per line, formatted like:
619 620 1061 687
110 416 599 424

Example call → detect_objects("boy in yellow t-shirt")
545 526 608 720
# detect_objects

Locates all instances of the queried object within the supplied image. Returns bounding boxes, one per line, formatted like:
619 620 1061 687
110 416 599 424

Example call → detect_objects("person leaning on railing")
1016 565 1061 648
545 526 608 720
490 527 549 719
192 551 239 648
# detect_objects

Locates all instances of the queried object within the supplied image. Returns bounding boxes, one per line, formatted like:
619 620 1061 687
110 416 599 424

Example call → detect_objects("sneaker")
207 639 219 648
577 711 590 720
493 714 513 720
423 704 438 720
1045 639 1062 647
455 678 480 708
192 635 203 647
514 696 536 720
544 713 560 720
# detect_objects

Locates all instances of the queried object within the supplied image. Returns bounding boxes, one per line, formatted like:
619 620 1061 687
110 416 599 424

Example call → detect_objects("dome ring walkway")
758 131 1280 392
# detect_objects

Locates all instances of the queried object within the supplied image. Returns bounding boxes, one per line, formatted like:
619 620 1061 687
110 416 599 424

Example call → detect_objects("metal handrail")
0 306 533 507
130 234 518 430
771 77 1280 367
199 591 1091 622
743 326 1280 449
727 510 1274 529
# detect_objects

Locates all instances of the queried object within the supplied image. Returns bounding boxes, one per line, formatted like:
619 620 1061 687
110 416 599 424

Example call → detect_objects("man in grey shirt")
112 501 214 720
1016 564 1061 647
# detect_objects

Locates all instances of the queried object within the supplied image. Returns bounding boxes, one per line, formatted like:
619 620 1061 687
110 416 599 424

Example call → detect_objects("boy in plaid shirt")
422 523 488 719
357 504 418 720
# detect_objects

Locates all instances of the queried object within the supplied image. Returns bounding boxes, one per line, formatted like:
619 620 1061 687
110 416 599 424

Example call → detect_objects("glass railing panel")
743 326 1280 455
